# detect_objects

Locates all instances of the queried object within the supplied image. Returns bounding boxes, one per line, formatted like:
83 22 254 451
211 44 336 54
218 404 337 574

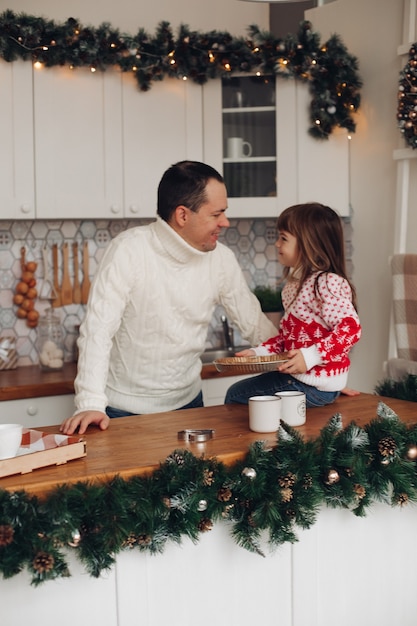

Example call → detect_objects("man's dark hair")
157 161 224 222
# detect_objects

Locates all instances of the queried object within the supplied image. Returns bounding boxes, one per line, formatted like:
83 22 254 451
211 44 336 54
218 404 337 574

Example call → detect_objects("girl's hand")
278 349 307 374
235 348 256 357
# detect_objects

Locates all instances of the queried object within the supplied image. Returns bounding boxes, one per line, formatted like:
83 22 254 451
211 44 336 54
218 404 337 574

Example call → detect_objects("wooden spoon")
81 240 91 305
72 241 82 304
61 242 73 306
52 244 62 308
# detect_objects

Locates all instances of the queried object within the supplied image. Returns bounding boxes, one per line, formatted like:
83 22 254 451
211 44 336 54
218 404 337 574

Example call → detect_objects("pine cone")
280 487 293 502
302 473 313 489
278 472 296 488
0 524 14 546
202 469 215 486
217 487 232 502
378 435 397 457
353 483 366 500
198 518 213 532
138 534 152 546
122 534 137 548
32 551 55 573
396 492 409 507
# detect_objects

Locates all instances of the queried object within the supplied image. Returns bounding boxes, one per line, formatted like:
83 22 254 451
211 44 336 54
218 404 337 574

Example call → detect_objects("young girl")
224 202 361 409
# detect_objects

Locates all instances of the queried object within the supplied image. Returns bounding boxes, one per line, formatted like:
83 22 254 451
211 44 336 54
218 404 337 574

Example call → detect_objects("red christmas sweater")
253 272 362 391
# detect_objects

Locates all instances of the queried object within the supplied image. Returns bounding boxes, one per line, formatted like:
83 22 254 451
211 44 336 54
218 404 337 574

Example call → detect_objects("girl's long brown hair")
277 203 358 310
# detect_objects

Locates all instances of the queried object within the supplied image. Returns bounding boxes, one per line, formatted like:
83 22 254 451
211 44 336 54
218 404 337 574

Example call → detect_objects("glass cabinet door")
222 75 277 199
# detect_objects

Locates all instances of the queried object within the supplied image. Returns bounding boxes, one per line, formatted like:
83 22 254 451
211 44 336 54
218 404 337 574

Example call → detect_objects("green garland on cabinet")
397 43 417 149
1 402 417 586
0 10 362 139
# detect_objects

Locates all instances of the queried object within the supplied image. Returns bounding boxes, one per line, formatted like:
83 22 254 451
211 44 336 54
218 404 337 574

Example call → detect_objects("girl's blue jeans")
224 372 339 408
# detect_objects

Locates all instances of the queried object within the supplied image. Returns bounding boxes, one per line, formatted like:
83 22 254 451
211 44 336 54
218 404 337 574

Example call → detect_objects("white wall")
3 0 268 34
307 0 409 392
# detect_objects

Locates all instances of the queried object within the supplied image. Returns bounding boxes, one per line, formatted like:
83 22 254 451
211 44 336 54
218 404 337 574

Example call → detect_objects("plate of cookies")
213 353 289 374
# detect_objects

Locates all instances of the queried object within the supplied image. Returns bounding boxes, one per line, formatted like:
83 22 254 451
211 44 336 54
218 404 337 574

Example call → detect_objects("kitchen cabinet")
122 75 203 217
203 75 350 218
0 60 35 220
202 374 253 406
33 66 124 219
33 68 202 219
0 394 75 428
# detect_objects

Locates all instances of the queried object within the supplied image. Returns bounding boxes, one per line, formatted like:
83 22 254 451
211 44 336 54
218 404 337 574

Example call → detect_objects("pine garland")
1 402 417 586
0 11 362 139
398 43 417 149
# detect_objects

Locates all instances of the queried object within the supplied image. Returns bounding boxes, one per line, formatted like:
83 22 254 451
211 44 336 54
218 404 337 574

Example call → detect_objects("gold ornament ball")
68 529 81 547
242 467 257 480
325 469 340 485
406 445 417 460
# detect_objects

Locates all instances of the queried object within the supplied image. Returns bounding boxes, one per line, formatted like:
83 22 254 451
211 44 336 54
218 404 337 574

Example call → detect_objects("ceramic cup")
0 423 23 460
227 137 252 159
249 395 281 433
275 391 306 426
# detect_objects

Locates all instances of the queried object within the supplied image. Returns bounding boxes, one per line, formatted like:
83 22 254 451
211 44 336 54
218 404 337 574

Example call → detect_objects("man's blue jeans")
224 372 339 408
106 390 204 418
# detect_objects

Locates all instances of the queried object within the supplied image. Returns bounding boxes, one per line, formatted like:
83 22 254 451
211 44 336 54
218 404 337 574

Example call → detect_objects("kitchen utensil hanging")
39 245 58 304
60 242 72 306
72 241 82 304
81 240 91 305
51 244 61 308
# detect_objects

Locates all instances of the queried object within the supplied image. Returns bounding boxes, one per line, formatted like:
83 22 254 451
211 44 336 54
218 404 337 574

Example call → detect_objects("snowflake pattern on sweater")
259 272 361 390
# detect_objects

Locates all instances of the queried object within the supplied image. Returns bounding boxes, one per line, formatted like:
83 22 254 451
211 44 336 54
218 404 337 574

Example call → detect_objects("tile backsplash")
0 217 353 367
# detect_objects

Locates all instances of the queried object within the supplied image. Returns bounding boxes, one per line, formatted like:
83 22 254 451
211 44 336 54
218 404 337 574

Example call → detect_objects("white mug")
249 395 281 433
0 423 23 460
227 137 252 159
275 391 306 426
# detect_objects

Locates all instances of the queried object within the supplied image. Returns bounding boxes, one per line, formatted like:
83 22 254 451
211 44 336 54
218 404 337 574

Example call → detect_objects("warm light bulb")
33 61 43 69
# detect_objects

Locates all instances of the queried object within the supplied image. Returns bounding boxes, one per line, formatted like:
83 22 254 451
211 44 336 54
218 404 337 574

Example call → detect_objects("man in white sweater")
60 161 276 435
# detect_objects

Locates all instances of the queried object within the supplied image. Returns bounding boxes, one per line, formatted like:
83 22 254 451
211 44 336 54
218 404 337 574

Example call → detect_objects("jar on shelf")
36 308 65 371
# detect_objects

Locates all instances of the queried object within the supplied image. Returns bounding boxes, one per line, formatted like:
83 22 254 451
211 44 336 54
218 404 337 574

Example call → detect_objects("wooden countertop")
1 393 416 497
0 361 234 402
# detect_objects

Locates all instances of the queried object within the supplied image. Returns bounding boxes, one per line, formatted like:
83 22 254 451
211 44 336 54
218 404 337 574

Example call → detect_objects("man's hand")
60 410 110 435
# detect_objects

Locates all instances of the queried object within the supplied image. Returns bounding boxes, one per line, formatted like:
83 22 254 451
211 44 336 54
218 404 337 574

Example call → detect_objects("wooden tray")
0 428 86 478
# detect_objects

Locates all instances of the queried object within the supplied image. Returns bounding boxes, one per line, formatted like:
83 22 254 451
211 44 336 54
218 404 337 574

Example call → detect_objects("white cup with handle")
227 137 252 159
0 423 23 460
275 391 306 426
249 395 281 433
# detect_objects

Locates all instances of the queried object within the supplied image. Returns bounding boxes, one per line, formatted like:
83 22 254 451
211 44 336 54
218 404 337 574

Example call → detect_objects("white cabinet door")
296 82 351 217
203 76 350 218
0 60 35 219
0 394 75 428
202 375 254 407
122 76 203 217
33 66 123 219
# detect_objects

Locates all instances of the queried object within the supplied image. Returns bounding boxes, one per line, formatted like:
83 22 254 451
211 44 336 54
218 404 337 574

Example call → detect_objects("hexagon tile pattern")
0 217 353 367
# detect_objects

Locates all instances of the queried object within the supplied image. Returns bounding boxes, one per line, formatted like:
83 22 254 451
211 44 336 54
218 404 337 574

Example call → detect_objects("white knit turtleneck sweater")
74 217 276 415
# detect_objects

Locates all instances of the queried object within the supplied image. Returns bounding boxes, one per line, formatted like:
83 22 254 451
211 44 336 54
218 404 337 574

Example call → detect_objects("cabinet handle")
129 204 139 214
26 405 38 416
110 205 121 214
20 204 31 214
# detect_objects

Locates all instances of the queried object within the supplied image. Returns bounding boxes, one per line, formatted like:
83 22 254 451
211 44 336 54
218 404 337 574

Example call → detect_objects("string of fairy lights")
0 11 362 139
